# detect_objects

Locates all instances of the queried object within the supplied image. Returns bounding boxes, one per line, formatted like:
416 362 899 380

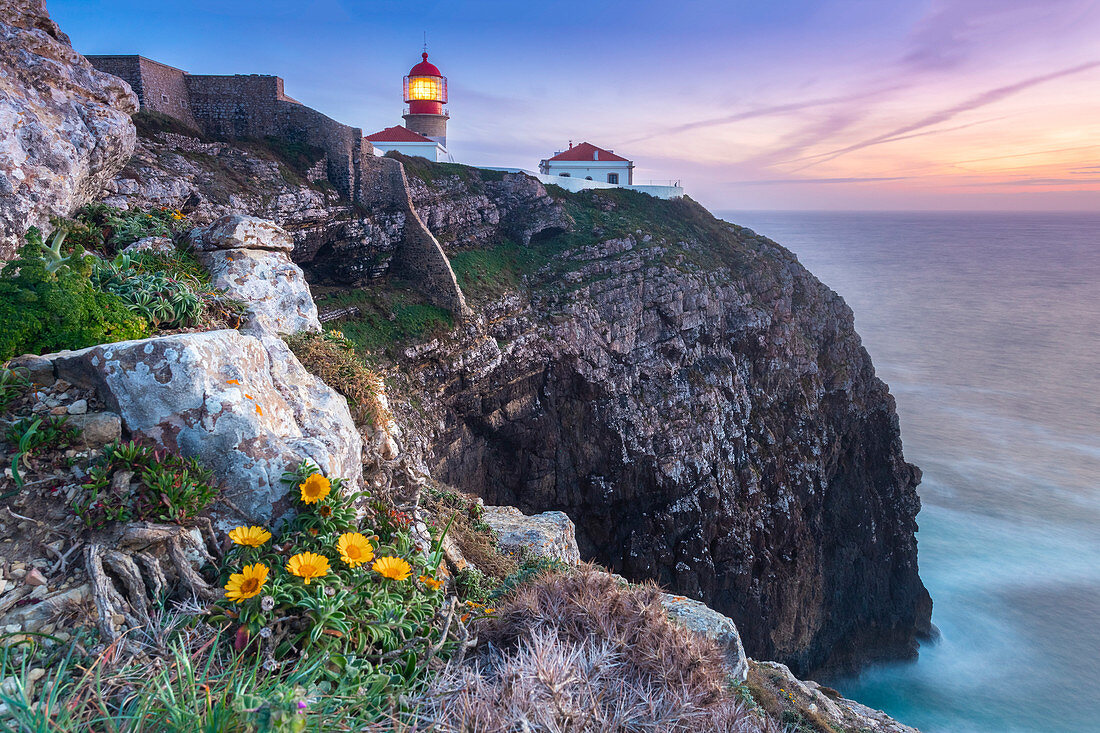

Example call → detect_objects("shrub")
207 461 455 706
93 252 204 329
0 233 150 361
73 440 220 527
6 414 79 486
75 202 184 250
284 330 391 427
416 565 777 731
0 366 30 412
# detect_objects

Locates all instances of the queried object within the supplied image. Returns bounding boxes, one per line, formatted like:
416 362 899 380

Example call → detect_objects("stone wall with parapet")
86 57 367 200
359 156 469 319
85 55 201 131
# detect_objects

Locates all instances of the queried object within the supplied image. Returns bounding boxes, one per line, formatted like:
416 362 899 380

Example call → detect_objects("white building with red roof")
365 125 451 162
539 142 634 185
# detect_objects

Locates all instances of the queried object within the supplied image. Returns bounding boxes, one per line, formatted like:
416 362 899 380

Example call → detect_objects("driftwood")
84 519 222 643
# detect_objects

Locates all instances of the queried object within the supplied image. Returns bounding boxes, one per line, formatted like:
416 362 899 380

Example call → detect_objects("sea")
719 210 1100 733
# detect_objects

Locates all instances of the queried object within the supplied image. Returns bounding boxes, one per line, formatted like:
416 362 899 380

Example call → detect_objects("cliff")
395 171 934 675
98 124 932 676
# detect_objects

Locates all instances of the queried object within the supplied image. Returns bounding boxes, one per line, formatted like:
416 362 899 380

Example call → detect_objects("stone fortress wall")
86 56 366 201
86 55 466 319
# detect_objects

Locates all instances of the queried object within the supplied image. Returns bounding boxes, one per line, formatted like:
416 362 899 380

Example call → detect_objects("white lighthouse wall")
542 159 633 184
370 140 453 163
483 167 684 200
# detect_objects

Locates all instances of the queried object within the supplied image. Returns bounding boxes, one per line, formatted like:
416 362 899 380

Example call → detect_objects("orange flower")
224 563 268 603
299 474 331 504
287 552 329 584
373 556 412 581
337 532 375 567
418 574 443 590
228 525 271 547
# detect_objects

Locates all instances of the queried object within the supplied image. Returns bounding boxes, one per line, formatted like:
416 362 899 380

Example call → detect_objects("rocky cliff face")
100 126 930 676
386 173 932 676
0 0 139 261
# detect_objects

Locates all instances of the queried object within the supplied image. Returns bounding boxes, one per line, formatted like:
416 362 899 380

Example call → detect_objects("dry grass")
414 565 783 732
285 331 391 427
422 487 518 580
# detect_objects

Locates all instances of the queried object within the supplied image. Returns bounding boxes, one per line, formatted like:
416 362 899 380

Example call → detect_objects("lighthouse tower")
402 52 448 146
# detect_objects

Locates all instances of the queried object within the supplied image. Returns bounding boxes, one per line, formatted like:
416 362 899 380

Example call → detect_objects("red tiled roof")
366 125 433 143
546 142 629 163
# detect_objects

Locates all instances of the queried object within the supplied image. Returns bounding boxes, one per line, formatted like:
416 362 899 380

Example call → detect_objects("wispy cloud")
624 87 900 145
791 61 1100 170
728 176 911 186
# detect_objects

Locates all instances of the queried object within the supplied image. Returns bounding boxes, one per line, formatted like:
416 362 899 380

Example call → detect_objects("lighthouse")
402 52 448 146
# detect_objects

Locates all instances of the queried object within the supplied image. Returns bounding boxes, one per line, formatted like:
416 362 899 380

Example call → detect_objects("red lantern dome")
403 52 447 115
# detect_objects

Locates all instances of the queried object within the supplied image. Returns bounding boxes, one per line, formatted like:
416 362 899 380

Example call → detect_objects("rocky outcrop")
749 660 920 733
0 0 138 261
391 186 931 676
481 505 581 566
663 593 749 683
190 215 322 335
404 162 573 247
8 217 361 526
19 329 360 527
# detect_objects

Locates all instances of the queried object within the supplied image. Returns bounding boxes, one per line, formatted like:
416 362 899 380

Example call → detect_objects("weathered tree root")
85 522 221 643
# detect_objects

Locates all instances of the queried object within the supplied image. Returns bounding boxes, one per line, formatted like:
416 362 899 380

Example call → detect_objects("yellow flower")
287 552 329 584
228 525 271 547
373 556 412 581
337 532 375 567
418 574 443 590
224 563 268 603
299 474 331 504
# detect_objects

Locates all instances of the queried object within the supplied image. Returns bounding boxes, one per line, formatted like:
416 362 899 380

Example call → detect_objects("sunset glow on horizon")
51 0 1100 211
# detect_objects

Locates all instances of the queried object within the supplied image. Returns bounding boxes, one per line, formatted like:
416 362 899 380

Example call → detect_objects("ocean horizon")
719 209 1100 733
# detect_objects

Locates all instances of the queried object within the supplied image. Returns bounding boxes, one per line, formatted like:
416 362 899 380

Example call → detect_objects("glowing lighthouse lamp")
403 52 449 146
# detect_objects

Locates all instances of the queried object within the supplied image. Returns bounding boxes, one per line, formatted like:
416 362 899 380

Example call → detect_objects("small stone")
9 567 26 580
24 568 47 586
111 613 125 626
3 624 19 634
53 631 70 642
49 405 68 415
29 585 48 600
52 379 71 393
68 412 122 448
0 677 16 695
26 668 45 684
67 399 88 415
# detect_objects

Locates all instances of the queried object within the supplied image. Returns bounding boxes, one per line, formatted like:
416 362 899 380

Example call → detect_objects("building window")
607 173 619 184
585 176 593 180
161 93 170 103
560 173 571 177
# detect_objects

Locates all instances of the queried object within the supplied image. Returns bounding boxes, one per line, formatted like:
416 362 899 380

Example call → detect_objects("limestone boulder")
190 215 321 335
481 506 581 566
750 660 920 733
661 593 748 682
0 0 138 262
40 329 361 527
122 236 175 256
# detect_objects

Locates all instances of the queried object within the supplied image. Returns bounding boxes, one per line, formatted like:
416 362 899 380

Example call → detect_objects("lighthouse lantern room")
402 52 449 146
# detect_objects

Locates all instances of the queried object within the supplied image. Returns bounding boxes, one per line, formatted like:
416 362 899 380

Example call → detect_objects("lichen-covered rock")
481 505 581 566
0 0 138 261
122 236 174 256
189 214 294 253
750 660 920 733
190 215 321 335
40 329 361 527
662 593 749 683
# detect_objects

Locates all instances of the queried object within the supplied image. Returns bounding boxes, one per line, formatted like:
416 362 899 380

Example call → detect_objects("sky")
50 0 1100 211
